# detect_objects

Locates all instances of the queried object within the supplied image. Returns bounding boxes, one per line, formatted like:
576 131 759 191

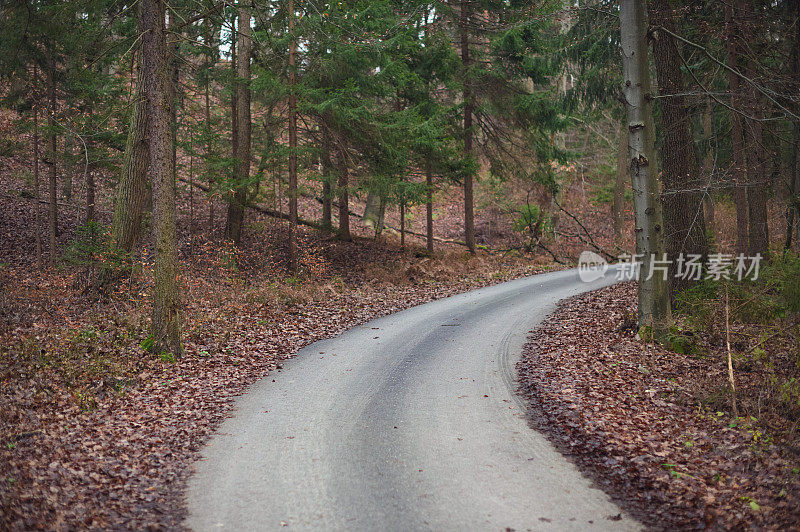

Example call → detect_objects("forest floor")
518 284 800 530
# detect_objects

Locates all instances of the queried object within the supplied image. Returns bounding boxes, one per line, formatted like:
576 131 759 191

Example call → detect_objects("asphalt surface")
186 267 640 531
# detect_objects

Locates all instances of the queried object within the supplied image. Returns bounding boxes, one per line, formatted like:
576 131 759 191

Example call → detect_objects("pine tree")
142 0 182 357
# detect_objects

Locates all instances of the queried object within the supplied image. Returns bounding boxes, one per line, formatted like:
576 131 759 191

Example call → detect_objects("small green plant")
661 326 698 356
739 496 760 512
775 377 800 417
140 335 155 353
512 203 551 252
662 463 681 478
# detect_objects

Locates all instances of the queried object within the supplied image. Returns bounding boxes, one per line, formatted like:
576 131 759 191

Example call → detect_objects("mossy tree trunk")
142 0 182 357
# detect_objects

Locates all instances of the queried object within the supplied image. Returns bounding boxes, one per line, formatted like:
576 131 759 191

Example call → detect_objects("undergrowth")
673 251 800 437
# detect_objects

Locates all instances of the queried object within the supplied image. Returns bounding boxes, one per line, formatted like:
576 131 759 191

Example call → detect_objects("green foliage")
660 327 699 356
773 377 800 418
140 335 155 353
675 252 800 329
512 203 551 252
761 252 800 314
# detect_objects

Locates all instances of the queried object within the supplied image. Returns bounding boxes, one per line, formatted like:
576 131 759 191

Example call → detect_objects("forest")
1 0 800 529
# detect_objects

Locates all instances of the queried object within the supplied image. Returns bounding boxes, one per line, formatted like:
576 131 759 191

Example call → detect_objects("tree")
620 0 671 335
287 0 299 272
726 0 749 256
787 0 800 250
47 49 58 266
459 0 476 253
650 0 707 289
110 15 149 255
225 2 252 246
741 1 769 257
142 0 182 357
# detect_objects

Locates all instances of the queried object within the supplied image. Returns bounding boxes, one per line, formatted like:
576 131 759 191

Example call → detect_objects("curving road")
186 267 640 531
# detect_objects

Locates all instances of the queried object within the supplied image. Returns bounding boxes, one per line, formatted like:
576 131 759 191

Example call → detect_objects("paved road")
186 268 640 531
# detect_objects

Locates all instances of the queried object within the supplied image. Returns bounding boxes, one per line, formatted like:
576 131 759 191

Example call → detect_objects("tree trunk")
612 121 627 240
460 0 476 254
205 17 216 234
321 127 333 231
745 78 769 257
288 0 298 272
400 196 406 249
363 190 386 235
168 12 179 191
84 165 95 226
726 0 749 256
337 148 351 241
63 134 73 202
701 98 715 233
142 0 182 357
225 8 249 245
620 0 672 336
110 40 149 254
650 0 707 292
787 0 800 250
426 162 434 254
33 94 42 270
742 0 769 256
47 51 58 266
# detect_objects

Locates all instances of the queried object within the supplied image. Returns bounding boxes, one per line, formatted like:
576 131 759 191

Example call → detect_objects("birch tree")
620 0 671 336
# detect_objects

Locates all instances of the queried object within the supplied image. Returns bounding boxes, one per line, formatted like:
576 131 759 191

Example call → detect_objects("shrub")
512 203 551 251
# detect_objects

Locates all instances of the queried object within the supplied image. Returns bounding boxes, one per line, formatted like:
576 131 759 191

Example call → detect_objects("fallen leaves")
517 284 800 530
1 234 554 530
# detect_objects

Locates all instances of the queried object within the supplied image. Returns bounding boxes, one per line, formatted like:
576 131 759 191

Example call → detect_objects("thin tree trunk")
33 93 42 270
337 148 351 241
460 0 476 253
727 0 749 256
47 51 58 265
742 0 769 256
83 114 96 227
400 196 406 249
788 0 799 250
321 127 333 231
189 146 194 257
745 77 769 256
426 162 434 254
612 121 627 240
788 120 799 250
110 40 149 254
230 12 238 162
620 0 672 336
288 0 298 272
84 164 95 225
142 0 182 357
225 4 250 245
63 134 73 202
205 19 215 234
650 0 707 292
701 98 715 233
